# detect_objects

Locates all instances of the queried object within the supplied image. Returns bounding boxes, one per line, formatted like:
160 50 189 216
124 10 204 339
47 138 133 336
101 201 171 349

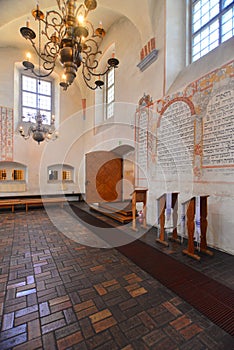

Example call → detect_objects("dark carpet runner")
118 240 234 337
69 204 234 337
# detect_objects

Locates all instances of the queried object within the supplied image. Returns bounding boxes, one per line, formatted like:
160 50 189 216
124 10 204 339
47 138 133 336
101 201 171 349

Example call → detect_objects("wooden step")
99 201 132 217
90 203 133 223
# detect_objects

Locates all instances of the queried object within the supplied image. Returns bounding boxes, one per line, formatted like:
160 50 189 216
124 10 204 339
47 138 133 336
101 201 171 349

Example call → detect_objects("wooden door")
85 151 123 204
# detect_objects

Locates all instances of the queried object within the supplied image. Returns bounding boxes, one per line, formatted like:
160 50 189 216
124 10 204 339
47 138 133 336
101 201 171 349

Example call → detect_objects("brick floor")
0 207 233 349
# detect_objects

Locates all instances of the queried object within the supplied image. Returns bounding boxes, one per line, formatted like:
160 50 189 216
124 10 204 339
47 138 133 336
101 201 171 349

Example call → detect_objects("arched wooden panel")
85 151 123 204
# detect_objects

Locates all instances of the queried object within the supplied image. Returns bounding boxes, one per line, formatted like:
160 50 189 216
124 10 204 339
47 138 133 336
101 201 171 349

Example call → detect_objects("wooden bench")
0 199 22 213
0 197 67 213
22 197 67 212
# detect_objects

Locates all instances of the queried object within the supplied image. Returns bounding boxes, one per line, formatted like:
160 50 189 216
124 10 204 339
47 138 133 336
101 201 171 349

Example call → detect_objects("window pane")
193 19 202 32
62 170 71 181
38 95 51 111
107 86 114 104
202 2 209 15
210 20 219 31
194 1 201 13
49 170 58 180
193 52 201 61
201 37 209 49
210 28 219 42
210 4 219 18
221 7 234 39
222 20 232 33
222 8 233 22
22 107 51 124
201 26 209 38
209 40 219 49
40 111 51 125
13 170 24 181
194 10 201 22
193 42 201 54
194 32 201 44
38 80 51 96
22 107 36 122
201 46 209 55
22 75 36 92
0 169 7 180
201 12 210 25
107 103 114 119
107 69 114 87
22 92 37 108
222 30 233 40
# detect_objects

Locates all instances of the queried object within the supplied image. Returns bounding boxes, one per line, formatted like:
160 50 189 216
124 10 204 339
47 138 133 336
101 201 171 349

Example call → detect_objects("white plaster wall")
165 0 187 93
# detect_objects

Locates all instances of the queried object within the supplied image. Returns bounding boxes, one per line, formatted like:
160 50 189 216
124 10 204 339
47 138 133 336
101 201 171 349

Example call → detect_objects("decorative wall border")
0 106 14 161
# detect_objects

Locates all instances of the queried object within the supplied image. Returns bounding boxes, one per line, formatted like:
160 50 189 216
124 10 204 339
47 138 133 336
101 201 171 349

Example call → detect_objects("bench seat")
0 197 67 212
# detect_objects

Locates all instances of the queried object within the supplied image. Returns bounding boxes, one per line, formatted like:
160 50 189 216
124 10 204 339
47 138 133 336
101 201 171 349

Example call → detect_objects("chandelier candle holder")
20 0 119 90
19 112 58 144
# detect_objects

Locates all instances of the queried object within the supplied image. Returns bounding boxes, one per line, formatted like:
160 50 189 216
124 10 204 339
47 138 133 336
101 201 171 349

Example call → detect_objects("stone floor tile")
56 330 83 350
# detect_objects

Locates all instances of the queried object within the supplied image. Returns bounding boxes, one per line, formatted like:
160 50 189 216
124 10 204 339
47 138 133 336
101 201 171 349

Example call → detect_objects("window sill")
0 180 25 182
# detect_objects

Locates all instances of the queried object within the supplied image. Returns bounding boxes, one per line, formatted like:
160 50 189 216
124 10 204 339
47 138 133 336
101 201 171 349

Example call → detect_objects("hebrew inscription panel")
157 100 194 175
136 109 148 171
203 89 234 167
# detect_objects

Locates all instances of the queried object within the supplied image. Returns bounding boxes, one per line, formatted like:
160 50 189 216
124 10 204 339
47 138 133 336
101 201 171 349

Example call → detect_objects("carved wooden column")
199 196 213 256
131 188 148 231
182 197 200 261
156 194 169 247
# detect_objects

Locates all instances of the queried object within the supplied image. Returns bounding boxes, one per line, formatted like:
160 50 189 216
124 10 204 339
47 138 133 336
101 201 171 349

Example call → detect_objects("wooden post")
199 196 213 256
182 197 200 261
156 194 169 247
169 193 180 243
131 188 148 231
132 190 137 231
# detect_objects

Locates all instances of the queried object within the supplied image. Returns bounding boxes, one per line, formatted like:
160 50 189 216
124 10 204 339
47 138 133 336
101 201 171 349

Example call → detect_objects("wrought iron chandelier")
19 112 58 144
20 0 119 90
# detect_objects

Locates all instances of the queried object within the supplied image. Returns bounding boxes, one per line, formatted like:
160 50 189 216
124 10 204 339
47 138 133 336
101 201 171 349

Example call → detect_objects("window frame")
0 169 7 181
0 163 26 183
105 67 115 120
190 0 234 62
48 164 74 183
20 72 54 126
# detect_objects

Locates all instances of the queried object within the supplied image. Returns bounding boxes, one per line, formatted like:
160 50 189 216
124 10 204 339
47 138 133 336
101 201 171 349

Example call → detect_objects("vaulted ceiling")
0 0 155 51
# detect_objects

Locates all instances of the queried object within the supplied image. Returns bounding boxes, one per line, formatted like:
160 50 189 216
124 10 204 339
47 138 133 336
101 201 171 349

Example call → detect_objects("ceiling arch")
0 0 155 49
